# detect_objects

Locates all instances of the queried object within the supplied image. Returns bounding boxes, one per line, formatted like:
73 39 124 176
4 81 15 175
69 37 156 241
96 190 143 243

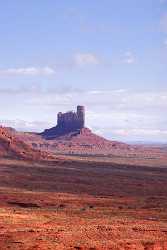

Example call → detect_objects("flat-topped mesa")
41 106 86 139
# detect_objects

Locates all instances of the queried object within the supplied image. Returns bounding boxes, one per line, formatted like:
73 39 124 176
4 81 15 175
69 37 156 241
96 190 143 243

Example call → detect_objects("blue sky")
0 0 167 142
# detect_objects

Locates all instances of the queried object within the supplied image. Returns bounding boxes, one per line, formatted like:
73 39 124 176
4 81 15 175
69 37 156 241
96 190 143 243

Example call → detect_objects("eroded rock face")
41 106 85 139
19 126 130 156
37 105 130 154
3 106 132 155
0 127 51 160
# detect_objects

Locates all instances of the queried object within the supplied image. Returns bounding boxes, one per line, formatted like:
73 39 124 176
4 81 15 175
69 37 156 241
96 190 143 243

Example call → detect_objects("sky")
0 0 167 143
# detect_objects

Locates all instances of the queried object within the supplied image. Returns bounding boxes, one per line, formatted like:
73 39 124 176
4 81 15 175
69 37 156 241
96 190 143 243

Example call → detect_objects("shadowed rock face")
3 106 131 155
11 105 129 154
41 106 85 139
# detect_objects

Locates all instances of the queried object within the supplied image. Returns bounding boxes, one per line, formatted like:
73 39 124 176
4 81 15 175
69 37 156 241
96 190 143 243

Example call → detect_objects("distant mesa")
0 106 131 157
41 106 86 139
37 105 130 155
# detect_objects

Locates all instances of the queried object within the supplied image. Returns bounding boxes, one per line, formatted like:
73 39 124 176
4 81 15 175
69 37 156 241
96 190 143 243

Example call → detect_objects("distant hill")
24 105 131 155
15 127 131 156
0 106 134 157
0 127 51 160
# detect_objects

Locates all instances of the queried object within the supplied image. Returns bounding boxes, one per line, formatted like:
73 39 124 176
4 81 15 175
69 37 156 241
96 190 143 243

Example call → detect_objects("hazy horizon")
0 1 167 143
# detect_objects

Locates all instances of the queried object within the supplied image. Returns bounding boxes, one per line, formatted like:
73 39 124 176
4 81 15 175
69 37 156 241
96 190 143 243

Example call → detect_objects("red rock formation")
46 127 130 154
0 127 51 160
20 126 131 156
14 106 131 155
5 106 132 155
41 106 85 139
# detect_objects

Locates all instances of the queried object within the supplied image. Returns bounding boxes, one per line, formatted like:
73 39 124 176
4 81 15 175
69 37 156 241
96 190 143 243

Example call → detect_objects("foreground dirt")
0 158 167 249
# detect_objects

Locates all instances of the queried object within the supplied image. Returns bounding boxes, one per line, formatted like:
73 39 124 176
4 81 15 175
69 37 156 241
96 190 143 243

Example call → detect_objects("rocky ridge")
0 127 51 160
15 127 131 155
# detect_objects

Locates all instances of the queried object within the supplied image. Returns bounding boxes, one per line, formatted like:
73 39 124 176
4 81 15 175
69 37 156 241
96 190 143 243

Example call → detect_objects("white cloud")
0 67 56 76
122 52 135 64
24 89 167 111
74 53 100 66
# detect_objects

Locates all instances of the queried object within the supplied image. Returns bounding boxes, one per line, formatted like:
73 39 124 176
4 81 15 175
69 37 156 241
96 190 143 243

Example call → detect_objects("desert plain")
0 151 167 250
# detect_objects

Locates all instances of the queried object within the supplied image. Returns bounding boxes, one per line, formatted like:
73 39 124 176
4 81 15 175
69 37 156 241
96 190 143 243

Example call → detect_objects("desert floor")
0 157 167 249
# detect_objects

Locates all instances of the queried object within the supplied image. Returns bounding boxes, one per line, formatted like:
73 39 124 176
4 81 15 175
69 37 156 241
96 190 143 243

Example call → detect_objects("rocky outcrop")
0 127 51 160
20 127 130 156
45 127 130 154
35 105 131 154
2 106 132 156
41 106 85 139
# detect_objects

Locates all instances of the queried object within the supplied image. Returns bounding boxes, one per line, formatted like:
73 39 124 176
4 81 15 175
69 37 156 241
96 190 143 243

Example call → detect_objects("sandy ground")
0 157 167 249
